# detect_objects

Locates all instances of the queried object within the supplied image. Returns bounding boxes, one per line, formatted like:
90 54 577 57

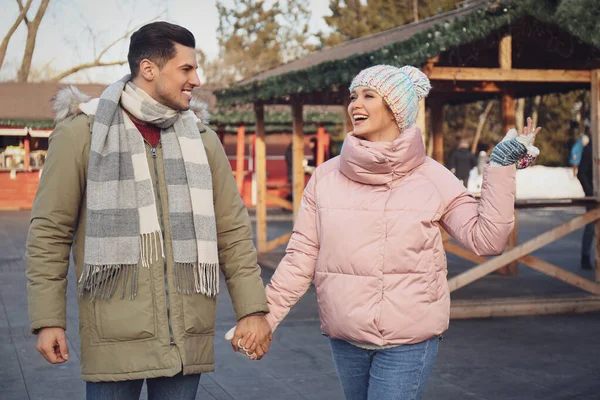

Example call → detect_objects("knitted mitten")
489 128 540 169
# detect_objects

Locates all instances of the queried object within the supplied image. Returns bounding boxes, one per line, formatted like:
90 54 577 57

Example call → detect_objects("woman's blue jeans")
86 372 201 400
329 337 439 400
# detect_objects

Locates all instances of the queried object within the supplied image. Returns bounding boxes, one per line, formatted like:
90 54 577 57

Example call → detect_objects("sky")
0 0 332 83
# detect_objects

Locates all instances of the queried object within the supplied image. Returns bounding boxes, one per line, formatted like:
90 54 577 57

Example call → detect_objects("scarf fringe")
140 231 163 269
78 264 139 301
174 262 219 298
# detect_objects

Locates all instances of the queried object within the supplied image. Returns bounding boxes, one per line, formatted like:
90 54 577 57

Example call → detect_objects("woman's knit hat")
349 65 431 132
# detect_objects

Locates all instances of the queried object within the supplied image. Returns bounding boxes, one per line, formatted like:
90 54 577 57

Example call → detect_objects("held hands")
490 117 542 169
37 327 70 364
225 314 272 360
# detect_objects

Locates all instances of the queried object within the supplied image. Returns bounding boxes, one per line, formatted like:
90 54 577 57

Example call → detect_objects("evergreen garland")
216 0 599 106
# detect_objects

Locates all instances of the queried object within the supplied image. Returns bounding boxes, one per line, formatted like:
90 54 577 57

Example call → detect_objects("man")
448 139 477 187
570 134 590 177
574 134 594 270
26 22 271 399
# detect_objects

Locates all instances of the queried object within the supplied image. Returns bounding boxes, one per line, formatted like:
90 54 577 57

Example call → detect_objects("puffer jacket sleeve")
265 174 319 331
202 127 269 320
439 163 516 256
26 116 88 334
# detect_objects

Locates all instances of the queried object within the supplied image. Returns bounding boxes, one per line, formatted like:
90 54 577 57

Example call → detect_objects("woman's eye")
349 96 357 101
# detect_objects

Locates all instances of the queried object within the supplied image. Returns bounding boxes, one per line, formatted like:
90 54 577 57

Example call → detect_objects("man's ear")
139 59 156 81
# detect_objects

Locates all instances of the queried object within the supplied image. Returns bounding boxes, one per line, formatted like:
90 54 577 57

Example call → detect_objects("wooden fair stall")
210 108 337 207
216 0 600 318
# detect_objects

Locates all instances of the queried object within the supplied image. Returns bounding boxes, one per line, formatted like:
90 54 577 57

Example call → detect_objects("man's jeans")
329 337 439 400
86 372 201 400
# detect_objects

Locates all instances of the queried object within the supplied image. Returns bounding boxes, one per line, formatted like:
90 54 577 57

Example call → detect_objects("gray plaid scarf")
79 75 219 301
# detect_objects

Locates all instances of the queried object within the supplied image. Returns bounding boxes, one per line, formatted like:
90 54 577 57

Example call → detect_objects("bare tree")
471 100 495 154
49 27 138 82
17 0 51 82
0 0 33 70
531 95 542 129
515 98 525 133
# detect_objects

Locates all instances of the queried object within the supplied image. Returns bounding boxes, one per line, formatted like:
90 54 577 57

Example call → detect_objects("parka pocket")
182 293 217 335
92 262 157 342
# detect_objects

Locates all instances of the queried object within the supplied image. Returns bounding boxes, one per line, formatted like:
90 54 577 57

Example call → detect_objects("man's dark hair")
128 21 195 78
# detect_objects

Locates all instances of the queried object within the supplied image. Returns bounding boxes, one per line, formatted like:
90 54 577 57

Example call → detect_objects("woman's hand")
490 117 542 169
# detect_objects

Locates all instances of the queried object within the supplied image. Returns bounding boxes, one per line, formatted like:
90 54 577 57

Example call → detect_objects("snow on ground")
468 166 585 199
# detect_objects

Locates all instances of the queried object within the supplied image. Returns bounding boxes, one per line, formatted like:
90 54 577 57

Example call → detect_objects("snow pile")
468 166 585 199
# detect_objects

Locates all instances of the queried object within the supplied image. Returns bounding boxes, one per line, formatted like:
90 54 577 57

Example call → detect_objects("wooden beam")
422 56 438 77
254 102 267 253
416 98 427 146
500 35 517 275
266 193 293 211
519 255 600 295
316 125 326 166
447 240 600 294
235 125 245 195
444 241 488 265
450 295 600 319
291 98 305 220
264 232 293 254
430 100 444 163
499 34 512 70
593 70 600 280
429 67 591 83
24 135 30 171
448 208 600 292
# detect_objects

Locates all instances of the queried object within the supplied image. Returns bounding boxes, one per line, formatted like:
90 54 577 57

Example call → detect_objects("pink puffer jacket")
265 125 516 345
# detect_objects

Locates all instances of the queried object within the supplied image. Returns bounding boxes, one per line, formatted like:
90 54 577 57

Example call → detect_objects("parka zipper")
151 145 175 346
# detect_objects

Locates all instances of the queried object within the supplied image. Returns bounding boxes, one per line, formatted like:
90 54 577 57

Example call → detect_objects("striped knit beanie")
349 65 431 132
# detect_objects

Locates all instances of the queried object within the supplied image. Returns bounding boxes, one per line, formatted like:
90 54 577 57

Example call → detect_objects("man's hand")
231 315 272 360
573 165 579 177
36 327 69 364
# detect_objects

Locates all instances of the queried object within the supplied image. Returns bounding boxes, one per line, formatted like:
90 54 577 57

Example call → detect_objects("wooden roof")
236 2 483 86
216 0 600 106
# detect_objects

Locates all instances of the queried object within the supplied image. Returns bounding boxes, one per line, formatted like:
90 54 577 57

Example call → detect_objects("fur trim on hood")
53 86 91 124
52 85 211 125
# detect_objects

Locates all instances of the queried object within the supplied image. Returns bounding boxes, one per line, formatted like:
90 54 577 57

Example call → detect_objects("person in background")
448 138 477 187
570 134 590 177
574 134 594 270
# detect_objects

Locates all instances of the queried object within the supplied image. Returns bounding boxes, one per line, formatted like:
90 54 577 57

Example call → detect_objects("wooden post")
291 98 305 219
430 101 444 164
316 125 326 166
235 125 245 195
499 33 518 276
254 102 267 253
416 98 427 146
24 135 30 171
592 69 600 281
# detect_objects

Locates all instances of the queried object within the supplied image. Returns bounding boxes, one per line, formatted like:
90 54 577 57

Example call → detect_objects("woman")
237 64 540 399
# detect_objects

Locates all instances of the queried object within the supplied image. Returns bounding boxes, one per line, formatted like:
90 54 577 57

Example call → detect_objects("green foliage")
209 109 343 125
216 0 600 106
554 0 600 47
0 119 53 129
216 1 520 105
320 0 457 47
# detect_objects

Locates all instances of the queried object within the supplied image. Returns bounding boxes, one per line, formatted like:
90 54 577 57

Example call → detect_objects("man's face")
152 43 201 111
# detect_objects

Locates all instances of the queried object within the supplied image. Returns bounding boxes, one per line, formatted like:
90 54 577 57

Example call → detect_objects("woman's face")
348 86 399 141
